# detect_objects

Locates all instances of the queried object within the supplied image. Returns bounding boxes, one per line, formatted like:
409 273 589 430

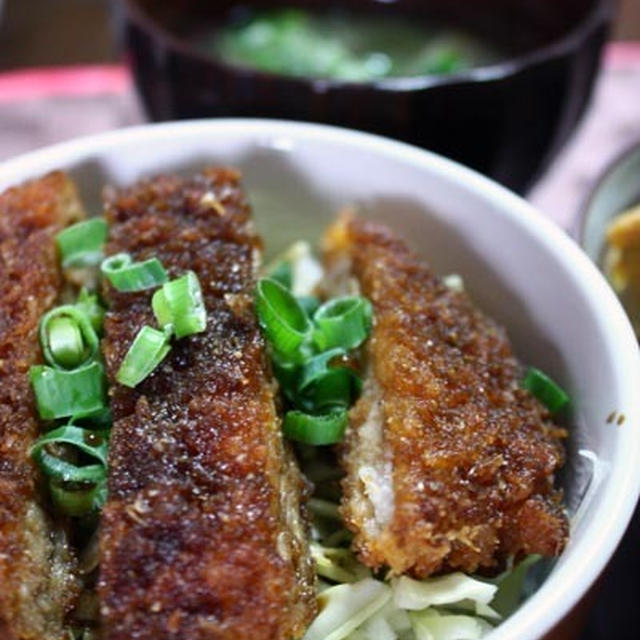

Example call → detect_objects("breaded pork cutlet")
323 215 569 578
0 173 84 639
98 169 317 640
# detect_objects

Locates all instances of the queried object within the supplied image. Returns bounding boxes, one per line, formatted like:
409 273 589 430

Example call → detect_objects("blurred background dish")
118 0 614 194
578 140 640 333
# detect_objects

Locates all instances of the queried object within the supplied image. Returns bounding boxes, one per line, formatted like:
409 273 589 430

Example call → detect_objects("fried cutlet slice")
323 215 569 577
98 169 316 640
0 172 84 639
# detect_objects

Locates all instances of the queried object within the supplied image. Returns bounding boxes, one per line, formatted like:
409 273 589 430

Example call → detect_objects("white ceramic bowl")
1 120 639 640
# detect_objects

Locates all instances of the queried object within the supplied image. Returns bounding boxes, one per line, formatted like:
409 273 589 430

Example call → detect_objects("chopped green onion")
101 253 168 292
30 424 109 466
116 325 171 388
75 287 105 334
49 479 107 517
313 296 372 352
56 218 108 269
29 361 106 420
298 367 362 412
73 406 112 429
523 367 570 414
271 354 300 402
297 348 362 412
152 271 207 338
283 409 348 445
30 425 109 483
255 278 312 361
298 348 345 388
39 305 99 369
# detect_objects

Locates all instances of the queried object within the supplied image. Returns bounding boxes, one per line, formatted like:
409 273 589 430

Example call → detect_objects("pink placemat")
1 44 639 229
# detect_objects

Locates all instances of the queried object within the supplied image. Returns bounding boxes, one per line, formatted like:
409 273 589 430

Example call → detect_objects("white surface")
0 119 638 640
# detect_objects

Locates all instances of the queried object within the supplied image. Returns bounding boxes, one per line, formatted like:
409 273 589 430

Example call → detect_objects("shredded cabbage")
303 579 391 640
392 574 498 611
409 608 493 640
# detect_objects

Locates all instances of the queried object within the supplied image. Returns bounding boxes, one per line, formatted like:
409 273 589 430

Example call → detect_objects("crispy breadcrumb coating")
0 172 83 639
99 169 316 640
324 215 568 577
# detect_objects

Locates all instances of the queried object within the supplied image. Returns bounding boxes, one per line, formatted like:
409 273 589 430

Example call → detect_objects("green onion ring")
49 479 107 517
312 296 372 352
101 253 168 292
298 348 346 390
75 287 105 334
39 305 99 369
523 367 570 414
297 367 362 413
271 354 300 403
152 271 207 338
30 425 109 467
56 218 108 269
255 278 312 362
282 409 349 445
29 361 107 420
116 325 172 388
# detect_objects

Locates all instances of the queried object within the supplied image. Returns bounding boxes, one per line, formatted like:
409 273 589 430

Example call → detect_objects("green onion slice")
101 253 168 292
39 305 99 369
298 348 346 389
116 325 171 388
298 367 362 413
49 479 107 517
523 367 570 414
271 354 300 403
29 361 106 420
152 271 207 339
255 278 312 362
56 218 108 269
75 287 105 334
313 296 372 352
283 409 349 445
297 348 362 412
30 424 109 476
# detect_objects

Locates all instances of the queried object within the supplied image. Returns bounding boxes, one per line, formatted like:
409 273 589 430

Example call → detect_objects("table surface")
0 43 639 640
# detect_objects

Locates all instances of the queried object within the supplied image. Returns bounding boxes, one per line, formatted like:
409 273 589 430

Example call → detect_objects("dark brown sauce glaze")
325 215 569 578
0 172 83 640
98 169 316 640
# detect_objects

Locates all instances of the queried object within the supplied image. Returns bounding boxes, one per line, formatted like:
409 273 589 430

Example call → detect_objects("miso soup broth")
203 7 502 82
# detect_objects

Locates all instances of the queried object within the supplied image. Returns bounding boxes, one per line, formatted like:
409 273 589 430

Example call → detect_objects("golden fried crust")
99 169 316 640
0 172 82 639
325 216 569 577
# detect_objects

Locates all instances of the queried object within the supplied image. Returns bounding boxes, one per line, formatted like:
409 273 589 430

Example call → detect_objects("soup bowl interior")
0 119 638 640
118 0 613 194
126 0 601 62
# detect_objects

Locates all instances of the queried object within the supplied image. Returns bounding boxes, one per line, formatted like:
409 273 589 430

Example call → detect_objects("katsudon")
0 167 570 640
